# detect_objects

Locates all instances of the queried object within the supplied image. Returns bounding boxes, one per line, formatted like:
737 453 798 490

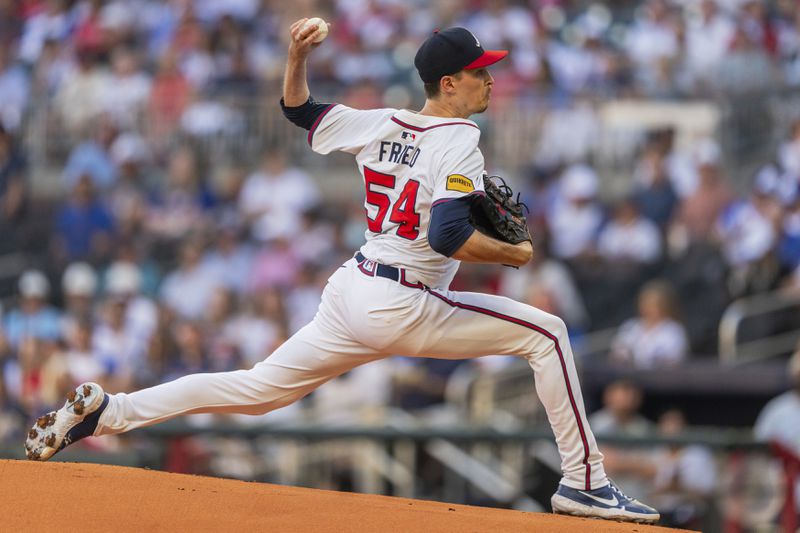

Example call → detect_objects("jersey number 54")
364 166 420 240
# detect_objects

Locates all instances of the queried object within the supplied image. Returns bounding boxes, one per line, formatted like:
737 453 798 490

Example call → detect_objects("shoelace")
486 175 530 214
608 481 634 503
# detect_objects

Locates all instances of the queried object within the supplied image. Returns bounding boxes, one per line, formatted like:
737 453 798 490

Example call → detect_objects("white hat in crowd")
694 138 721 167
110 133 149 166
18 270 49 298
105 262 142 295
62 262 98 297
561 164 599 200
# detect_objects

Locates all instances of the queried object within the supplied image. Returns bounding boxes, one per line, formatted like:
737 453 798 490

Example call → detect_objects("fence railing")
718 289 800 365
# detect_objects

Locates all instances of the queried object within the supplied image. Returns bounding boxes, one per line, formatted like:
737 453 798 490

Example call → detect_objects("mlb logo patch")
401 131 416 141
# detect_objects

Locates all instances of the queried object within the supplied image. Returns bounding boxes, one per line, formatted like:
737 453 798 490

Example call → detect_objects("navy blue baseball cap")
414 27 508 84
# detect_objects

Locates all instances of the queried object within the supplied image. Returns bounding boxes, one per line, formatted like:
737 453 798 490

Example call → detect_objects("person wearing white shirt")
159 238 222 320
598 198 662 264
547 164 604 260
754 349 800 510
238 152 320 242
684 0 736 90
610 281 689 369
101 48 152 128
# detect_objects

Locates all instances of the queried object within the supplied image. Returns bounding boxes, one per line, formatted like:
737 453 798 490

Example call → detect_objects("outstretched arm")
283 18 326 106
452 230 533 267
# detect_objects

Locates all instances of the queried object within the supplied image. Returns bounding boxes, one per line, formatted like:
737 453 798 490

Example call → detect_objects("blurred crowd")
0 0 800 527
2 0 800 134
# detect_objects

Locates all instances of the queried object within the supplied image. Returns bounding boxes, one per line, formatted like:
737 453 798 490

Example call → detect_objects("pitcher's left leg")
391 288 658 523
392 288 605 490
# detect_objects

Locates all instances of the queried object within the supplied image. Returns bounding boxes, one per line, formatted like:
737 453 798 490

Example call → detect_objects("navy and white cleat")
551 480 660 524
24 382 108 461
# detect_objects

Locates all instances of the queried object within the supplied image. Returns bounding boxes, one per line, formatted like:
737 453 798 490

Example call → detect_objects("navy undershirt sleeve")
280 95 332 130
428 195 477 257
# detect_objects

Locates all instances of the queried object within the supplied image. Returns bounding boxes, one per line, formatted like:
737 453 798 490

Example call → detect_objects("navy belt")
354 252 426 289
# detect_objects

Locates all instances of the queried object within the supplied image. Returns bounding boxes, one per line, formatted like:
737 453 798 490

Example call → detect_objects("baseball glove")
469 175 532 245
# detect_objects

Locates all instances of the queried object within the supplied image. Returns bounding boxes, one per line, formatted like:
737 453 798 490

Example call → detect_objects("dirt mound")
0 460 690 532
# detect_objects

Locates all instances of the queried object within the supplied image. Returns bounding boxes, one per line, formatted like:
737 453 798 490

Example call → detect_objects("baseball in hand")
302 17 329 43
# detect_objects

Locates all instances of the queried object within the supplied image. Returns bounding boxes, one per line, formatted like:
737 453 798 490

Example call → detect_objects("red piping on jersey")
391 116 479 132
424 289 594 491
308 104 338 146
431 190 486 209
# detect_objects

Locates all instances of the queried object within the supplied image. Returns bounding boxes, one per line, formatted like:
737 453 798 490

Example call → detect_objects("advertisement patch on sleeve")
446 174 475 193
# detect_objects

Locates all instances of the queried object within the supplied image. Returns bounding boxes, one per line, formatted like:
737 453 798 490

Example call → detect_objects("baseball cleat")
24 382 108 461
551 480 660 524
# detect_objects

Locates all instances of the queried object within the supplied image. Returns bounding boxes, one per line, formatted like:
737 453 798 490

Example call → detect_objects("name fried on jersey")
379 139 422 168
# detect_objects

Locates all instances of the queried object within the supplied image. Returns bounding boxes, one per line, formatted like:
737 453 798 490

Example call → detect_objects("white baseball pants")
96 257 607 490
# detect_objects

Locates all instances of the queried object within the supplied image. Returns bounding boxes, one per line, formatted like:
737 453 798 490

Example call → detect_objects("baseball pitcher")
25 21 659 524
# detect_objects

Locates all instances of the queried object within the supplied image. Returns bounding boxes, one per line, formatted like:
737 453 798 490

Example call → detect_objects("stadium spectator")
62 117 117 191
104 260 158 354
391 357 467 412
1 270 61 352
670 140 734 252
717 180 779 296
0 377 23 444
199 220 254 295
72 0 107 58
148 48 194 144
610 281 689 368
101 47 152 129
499 237 589 332
779 119 800 177
624 0 680 91
0 125 28 249
55 48 111 135
53 174 115 265
160 237 220 320
754 347 800 512
0 42 29 131
222 287 286 367
598 197 662 264
238 151 320 243
91 294 140 393
203 286 241 371
18 0 71 66
779 191 800 273
589 379 656 501
163 321 210 382
55 318 108 388
145 145 215 242
107 132 151 237
683 0 736 92
546 164 604 260
632 138 680 227
60 261 98 336
713 21 779 94
754 347 800 451
31 37 73 99
650 409 717 529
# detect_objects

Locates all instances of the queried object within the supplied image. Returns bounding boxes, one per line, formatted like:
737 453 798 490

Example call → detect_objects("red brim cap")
464 50 508 70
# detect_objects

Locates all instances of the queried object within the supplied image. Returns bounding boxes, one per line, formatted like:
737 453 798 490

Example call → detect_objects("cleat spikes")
44 434 56 447
73 401 85 416
28 429 38 439
35 413 55 428
66 390 77 402
82 384 92 397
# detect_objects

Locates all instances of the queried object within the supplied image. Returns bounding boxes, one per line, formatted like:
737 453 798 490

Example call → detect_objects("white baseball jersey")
310 105 486 289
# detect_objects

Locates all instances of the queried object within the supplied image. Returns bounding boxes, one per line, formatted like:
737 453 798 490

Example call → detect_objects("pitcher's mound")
0 460 689 532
